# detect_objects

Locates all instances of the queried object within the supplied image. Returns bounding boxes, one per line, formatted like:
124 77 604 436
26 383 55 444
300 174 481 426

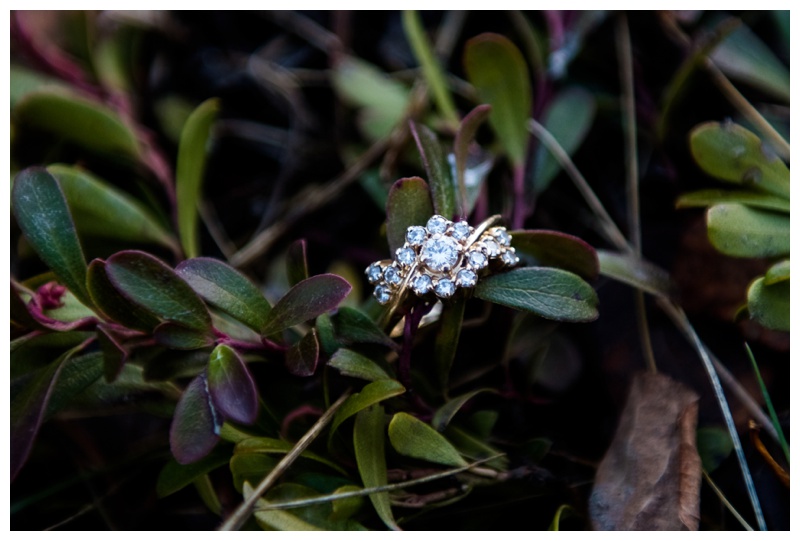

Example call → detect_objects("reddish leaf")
207 345 258 425
260 274 352 336
170 373 222 464
285 328 320 377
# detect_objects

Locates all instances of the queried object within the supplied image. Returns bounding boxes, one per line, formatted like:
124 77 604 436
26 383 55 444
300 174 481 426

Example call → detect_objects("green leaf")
744 343 789 464
710 23 789 102
261 274 352 336
105 250 212 331
676 189 790 213
410 122 456 219
96 324 128 382
747 277 789 332
764 259 789 285
230 454 278 493
328 349 392 382
331 56 410 141
13 89 140 159
443 424 508 471
432 388 496 432
207 344 258 425
156 446 231 498
176 98 220 259
597 250 675 298
169 373 221 464
11 167 91 307
696 427 733 473
330 485 365 522
385 176 434 254
48 164 176 249
44 351 104 419
86 259 161 332
330 379 406 439
454 104 492 216
315 313 341 357
388 412 467 467
331 307 397 350
286 239 310 286
353 406 399 530
247 483 324 532
706 204 789 258
549 504 576 531
402 10 459 127
690 122 789 199
234 437 346 475
153 322 214 350
475 267 598 322
176 257 272 333
463 33 531 166
511 229 599 280
434 295 465 389
10 65 69 108
286 328 320 377
531 86 596 193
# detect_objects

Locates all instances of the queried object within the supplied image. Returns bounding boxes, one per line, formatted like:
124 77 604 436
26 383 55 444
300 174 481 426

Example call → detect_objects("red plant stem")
398 303 431 389
213 329 287 353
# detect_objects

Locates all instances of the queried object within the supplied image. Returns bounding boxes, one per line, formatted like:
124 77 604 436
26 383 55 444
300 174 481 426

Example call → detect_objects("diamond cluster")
366 215 519 305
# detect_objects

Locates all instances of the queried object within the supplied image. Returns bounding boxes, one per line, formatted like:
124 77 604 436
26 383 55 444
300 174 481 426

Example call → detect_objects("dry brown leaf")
589 371 702 530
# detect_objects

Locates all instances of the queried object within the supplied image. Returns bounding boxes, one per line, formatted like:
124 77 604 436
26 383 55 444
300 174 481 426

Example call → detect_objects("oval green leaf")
11 167 91 308
156 447 231 498
676 189 790 213
176 257 272 332
331 306 398 350
176 98 220 259
511 229 599 280
706 203 789 258
388 412 467 467
169 373 221 464
328 349 392 382
410 122 456 219
105 250 212 331
234 437 345 475
464 33 531 167
86 259 161 332
385 176 434 254
153 322 214 351
330 379 406 439
474 267 598 322
353 405 399 530
747 277 789 332
207 344 258 425
764 259 789 285
261 274 352 336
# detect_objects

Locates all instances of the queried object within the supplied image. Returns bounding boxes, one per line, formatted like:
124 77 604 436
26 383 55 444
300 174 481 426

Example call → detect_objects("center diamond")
420 236 460 273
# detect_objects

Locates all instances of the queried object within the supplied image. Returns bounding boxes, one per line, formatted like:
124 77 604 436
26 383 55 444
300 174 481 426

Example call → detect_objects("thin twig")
218 391 351 531
703 469 754 531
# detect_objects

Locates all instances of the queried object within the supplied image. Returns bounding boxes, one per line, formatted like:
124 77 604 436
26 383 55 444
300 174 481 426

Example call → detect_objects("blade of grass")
703 470 754 531
744 343 789 464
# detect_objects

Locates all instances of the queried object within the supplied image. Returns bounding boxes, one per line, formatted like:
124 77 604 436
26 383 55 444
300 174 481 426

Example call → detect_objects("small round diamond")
366 263 383 283
383 265 402 286
456 269 478 288
406 226 427 246
411 274 432 296
484 239 500 257
452 221 471 241
467 250 487 270
501 250 519 266
434 279 456 298
426 215 449 234
374 285 391 304
396 247 416 266
420 235 461 273
494 229 511 246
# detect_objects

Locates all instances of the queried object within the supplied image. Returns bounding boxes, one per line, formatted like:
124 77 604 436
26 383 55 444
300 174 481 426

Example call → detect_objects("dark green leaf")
261 274 352 336
86 259 161 332
385 176 434 254
531 86 596 193
454 104 492 217
328 348 392 382
331 306 397 350
353 406 399 530
690 122 789 199
676 189 790 213
207 344 258 425
106 250 212 331
176 257 272 332
511 229 599 280
475 267 598 322
48 164 176 249
12 167 91 307
286 329 320 377
747 277 789 332
10 65 69 108
330 379 406 439
96 324 128 382
315 313 341 357
248 483 325 531
388 412 467 467
764 259 789 285
434 295 465 389
597 250 675 298
463 33 531 167
169 373 222 464
156 446 231 498
696 427 733 473
231 454 278 493
10 281 41 330
13 89 140 158
707 204 789 258
410 122 456 219
286 239 310 286
154 322 214 350
234 437 346 474
44 351 104 418
176 98 220 258
330 485 365 522
143 349 209 382
432 388 496 432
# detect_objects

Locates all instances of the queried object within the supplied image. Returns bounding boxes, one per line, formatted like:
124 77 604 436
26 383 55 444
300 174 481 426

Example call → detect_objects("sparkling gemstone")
366 263 383 283
452 221 471 241
383 265 402 286
434 279 456 298
494 229 511 246
420 235 461 272
484 239 500 257
374 285 391 304
396 247 416 266
501 250 519 266
456 269 478 288
467 250 487 270
411 274 432 295
426 215 449 234
406 226 427 246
